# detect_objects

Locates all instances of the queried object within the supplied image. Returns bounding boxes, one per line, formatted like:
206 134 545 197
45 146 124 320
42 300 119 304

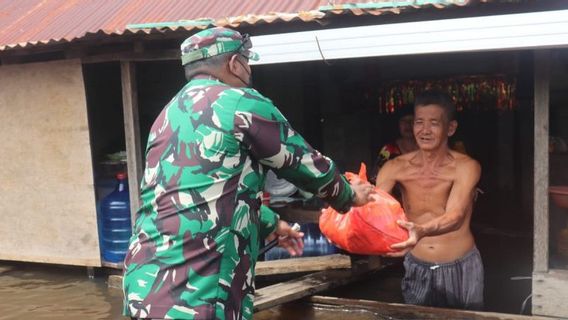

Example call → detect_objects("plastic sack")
319 163 409 255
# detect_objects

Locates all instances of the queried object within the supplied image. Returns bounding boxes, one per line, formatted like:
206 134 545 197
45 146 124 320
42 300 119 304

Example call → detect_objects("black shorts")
401 247 484 311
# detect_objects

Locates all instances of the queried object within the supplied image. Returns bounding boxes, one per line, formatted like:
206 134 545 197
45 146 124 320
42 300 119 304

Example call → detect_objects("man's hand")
384 220 422 257
266 220 304 256
351 179 375 207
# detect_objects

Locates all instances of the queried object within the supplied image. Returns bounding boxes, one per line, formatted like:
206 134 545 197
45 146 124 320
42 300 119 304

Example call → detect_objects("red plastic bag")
319 163 409 255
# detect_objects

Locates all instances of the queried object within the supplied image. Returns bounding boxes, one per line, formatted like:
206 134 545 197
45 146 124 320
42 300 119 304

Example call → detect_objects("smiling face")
413 104 457 151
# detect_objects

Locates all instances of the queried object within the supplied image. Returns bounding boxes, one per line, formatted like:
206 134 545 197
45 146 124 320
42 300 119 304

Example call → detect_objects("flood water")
0 260 399 320
0 261 125 320
255 303 387 320
0 241 531 320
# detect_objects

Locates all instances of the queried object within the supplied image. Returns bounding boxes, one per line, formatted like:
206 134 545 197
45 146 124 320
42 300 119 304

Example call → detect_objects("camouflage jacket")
123 75 354 320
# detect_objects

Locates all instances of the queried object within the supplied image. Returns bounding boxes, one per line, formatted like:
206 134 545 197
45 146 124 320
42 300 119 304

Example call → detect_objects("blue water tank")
100 172 132 263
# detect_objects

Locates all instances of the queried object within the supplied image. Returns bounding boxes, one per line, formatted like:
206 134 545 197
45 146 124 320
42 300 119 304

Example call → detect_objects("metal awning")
250 9 568 65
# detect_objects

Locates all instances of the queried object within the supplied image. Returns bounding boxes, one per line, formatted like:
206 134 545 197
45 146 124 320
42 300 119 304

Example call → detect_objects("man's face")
236 54 252 82
413 104 456 151
228 53 252 87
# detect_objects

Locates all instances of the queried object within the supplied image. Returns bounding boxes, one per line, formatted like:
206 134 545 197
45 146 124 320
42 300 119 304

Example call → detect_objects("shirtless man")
376 91 483 310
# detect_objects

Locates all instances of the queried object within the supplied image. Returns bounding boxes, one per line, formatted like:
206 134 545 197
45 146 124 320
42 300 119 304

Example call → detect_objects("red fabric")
319 163 409 255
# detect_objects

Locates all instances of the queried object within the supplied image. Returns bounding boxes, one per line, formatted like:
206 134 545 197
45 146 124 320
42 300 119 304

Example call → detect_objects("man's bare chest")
397 167 454 196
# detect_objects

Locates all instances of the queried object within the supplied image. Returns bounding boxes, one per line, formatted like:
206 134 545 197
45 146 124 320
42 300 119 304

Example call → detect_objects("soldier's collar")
191 74 221 81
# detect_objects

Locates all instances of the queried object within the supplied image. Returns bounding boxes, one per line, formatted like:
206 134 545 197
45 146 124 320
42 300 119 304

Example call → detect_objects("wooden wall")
0 59 100 266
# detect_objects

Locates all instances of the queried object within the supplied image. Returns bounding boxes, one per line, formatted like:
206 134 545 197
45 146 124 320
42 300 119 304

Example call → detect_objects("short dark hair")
414 90 456 121
183 52 232 80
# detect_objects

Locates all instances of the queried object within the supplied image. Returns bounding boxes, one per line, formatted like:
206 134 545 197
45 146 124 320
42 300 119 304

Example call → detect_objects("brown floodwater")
0 260 401 320
0 261 126 320
0 246 532 320
255 302 387 320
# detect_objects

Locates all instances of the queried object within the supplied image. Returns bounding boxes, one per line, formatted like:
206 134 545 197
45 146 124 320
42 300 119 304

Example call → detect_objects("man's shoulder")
395 150 418 163
239 87 275 105
451 150 480 168
212 86 275 108
450 151 481 180
383 152 413 171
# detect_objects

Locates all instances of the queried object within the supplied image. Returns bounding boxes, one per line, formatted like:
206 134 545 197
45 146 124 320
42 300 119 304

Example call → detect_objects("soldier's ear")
227 54 239 75
448 120 458 137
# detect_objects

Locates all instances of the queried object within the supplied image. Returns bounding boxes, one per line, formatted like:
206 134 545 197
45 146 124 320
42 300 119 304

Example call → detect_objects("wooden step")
256 254 351 276
308 296 549 320
109 254 354 289
254 256 383 312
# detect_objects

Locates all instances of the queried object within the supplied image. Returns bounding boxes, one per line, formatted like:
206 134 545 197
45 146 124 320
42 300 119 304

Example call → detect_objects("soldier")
123 27 374 320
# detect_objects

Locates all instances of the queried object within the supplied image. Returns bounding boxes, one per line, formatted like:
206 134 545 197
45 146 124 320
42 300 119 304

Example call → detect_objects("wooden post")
121 61 143 224
533 50 550 274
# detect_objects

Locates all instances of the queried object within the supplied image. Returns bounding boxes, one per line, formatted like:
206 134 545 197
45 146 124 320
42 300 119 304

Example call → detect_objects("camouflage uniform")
123 27 354 320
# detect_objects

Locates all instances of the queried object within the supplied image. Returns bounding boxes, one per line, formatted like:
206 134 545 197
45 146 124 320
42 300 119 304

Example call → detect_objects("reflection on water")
0 260 402 320
0 261 126 320
255 301 390 320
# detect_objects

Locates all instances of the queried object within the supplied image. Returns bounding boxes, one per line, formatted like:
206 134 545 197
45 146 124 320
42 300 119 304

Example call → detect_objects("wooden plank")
108 274 124 290
101 261 123 270
254 262 384 312
121 61 143 223
308 296 552 320
533 50 550 273
256 254 351 276
106 254 352 288
533 269 568 318
0 254 100 267
0 60 100 267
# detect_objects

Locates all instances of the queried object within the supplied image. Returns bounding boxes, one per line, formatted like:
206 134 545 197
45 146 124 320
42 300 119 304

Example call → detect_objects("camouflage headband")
180 28 259 66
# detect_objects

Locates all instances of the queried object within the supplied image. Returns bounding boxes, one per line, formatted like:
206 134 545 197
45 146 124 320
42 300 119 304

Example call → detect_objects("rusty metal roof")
0 0 478 51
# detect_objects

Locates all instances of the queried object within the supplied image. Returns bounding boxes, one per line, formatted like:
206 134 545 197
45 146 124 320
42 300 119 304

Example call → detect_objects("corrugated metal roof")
0 0 477 51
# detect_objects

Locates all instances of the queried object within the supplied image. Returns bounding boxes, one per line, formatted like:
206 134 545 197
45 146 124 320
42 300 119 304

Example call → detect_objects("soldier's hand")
351 180 375 207
268 220 304 256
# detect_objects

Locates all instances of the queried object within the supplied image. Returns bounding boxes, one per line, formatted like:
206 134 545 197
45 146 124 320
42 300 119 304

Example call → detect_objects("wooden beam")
0 55 23 65
121 61 143 223
82 49 180 64
256 254 351 276
106 254 353 289
533 50 550 274
308 296 551 320
254 261 383 312
64 47 85 60
133 41 144 54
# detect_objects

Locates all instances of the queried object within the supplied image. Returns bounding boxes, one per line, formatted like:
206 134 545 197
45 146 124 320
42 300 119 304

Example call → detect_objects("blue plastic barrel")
100 172 132 263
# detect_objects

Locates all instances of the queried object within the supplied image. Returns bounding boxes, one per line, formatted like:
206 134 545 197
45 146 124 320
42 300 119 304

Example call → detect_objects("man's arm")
260 205 304 256
417 158 481 236
233 91 372 212
259 205 279 239
389 158 481 255
375 159 398 193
